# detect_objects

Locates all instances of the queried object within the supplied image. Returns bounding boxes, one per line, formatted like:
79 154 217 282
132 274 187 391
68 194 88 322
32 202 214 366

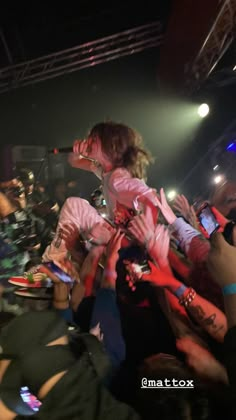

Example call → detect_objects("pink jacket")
103 168 158 221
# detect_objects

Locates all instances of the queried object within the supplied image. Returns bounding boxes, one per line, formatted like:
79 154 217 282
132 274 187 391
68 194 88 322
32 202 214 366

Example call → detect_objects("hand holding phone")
197 204 220 237
20 386 42 412
39 261 76 283
124 260 151 281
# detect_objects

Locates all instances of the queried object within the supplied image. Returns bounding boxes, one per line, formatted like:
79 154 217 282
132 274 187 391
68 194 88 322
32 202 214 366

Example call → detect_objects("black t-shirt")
34 354 140 420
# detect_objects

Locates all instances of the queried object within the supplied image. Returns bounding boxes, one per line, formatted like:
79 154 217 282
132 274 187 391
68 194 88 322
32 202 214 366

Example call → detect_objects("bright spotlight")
233 65 236 71
167 190 177 201
213 175 224 185
198 103 209 118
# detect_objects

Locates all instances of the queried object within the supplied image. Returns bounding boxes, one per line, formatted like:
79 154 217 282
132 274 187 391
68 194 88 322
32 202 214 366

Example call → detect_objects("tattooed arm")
166 275 227 342
167 279 227 342
143 262 227 343
186 300 227 343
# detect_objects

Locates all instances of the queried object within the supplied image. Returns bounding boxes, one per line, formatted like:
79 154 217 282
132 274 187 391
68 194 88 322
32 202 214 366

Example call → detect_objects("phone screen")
20 386 42 412
198 205 220 236
125 261 151 280
139 263 151 274
44 261 74 283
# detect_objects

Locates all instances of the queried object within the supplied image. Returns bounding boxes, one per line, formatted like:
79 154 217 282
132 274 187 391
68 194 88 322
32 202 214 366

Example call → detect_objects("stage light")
213 175 224 185
198 103 209 118
233 65 236 71
167 190 177 201
213 165 219 171
226 142 236 152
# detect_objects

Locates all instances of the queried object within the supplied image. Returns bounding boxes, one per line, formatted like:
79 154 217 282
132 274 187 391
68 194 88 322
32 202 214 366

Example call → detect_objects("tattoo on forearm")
188 305 205 321
188 305 225 334
203 313 216 326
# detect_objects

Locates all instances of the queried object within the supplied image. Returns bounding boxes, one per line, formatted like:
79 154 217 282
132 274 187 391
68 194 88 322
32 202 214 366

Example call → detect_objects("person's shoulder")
107 168 131 183
63 197 90 207
112 167 131 176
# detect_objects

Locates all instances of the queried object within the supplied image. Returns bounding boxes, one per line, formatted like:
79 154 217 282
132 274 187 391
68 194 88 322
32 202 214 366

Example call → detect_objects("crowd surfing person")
42 121 159 264
69 121 159 227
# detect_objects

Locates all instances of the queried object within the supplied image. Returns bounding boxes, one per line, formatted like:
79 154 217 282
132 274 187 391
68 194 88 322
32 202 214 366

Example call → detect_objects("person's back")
0 311 140 420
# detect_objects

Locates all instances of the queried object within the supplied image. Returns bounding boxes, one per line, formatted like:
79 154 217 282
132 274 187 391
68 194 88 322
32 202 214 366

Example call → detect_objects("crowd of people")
0 121 236 419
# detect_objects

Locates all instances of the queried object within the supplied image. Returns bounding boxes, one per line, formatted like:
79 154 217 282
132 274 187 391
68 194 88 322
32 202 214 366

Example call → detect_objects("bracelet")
104 269 117 278
222 284 236 296
179 288 196 308
174 284 187 298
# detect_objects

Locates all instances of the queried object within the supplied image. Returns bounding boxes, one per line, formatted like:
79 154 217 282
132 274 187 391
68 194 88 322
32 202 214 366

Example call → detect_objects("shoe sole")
8 279 42 288
14 289 52 300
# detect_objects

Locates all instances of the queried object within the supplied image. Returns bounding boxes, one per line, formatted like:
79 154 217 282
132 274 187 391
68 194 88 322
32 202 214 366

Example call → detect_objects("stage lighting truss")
184 0 236 93
0 21 163 94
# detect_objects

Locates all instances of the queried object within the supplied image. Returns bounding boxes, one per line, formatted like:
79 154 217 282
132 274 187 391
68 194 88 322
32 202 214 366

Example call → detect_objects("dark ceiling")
0 2 172 67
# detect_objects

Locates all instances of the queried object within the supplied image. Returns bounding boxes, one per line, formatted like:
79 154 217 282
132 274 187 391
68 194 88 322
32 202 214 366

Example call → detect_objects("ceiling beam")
158 0 236 94
0 21 163 94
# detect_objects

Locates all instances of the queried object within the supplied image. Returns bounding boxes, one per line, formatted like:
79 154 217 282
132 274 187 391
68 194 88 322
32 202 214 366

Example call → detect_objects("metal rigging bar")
0 21 163 93
184 0 236 93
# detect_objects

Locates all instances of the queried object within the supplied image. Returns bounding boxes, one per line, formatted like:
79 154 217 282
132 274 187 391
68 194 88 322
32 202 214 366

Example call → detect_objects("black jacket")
223 326 236 419
18 333 140 420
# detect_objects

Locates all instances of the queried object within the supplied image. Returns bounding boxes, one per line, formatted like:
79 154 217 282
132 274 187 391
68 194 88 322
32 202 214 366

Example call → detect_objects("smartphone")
20 386 42 412
139 263 151 274
43 261 74 283
197 204 220 236
127 261 151 280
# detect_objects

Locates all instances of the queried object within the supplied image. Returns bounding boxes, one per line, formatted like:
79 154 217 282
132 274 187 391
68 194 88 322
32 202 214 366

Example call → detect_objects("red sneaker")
8 272 50 288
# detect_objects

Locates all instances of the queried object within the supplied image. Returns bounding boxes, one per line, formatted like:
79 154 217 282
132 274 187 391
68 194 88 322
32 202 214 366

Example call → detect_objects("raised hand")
102 229 125 288
147 224 170 267
69 139 102 177
127 205 155 246
155 188 177 225
73 139 89 157
174 195 199 229
173 194 191 219
142 261 173 288
208 232 236 288
90 322 104 342
106 229 125 264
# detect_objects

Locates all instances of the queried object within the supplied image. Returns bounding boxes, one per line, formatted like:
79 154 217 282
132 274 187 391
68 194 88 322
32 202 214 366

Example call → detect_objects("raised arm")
143 262 227 343
68 154 102 179
208 233 236 329
155 188 210 262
